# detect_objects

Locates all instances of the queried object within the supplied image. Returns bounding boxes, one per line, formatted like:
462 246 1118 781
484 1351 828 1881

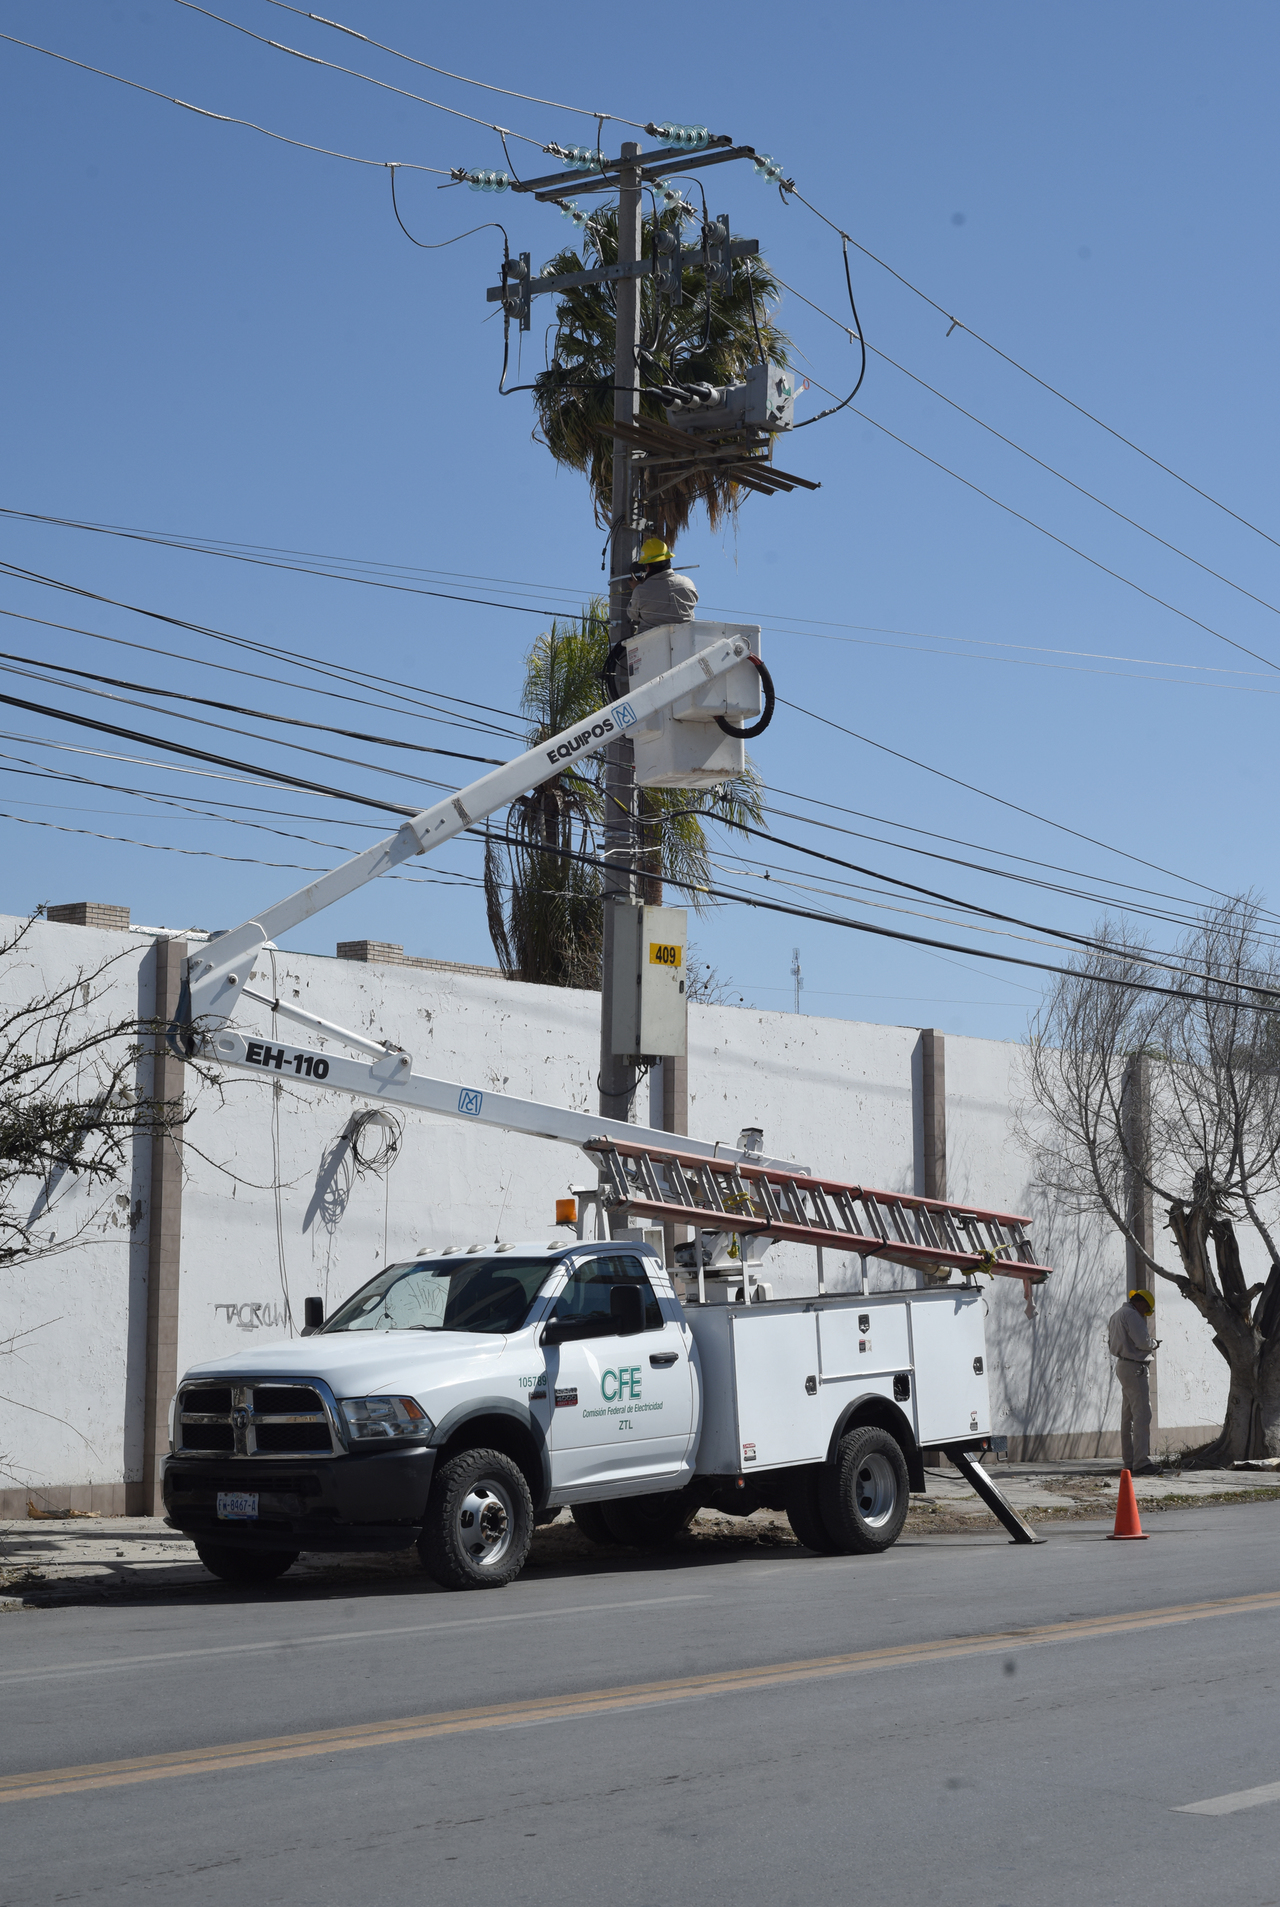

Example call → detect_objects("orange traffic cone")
1108 1468 1147 1540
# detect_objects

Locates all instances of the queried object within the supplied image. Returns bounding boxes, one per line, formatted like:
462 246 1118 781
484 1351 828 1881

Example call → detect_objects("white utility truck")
162 622 1051 1587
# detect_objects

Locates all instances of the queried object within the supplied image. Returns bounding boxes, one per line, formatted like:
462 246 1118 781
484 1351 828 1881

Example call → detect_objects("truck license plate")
216 1491 259 1521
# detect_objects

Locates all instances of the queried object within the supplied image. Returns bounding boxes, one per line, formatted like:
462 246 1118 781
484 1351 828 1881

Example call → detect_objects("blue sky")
2 0 1278 1041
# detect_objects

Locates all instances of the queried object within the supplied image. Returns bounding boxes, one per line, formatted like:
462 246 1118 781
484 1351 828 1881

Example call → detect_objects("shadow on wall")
304 1129 356 1239
302 1109 404 1310
302 1124 357 1317
990 1193 1119 1459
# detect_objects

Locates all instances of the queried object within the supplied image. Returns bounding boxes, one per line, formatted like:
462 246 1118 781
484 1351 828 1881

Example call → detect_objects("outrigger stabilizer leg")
942 1444 1046 1545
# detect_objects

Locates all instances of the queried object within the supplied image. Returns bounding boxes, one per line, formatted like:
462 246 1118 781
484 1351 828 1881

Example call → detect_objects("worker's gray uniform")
627 568 698 632
1108 1300 1156 1469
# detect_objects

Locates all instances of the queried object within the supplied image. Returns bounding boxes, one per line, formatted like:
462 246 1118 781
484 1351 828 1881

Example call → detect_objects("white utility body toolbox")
687 1288 989 1475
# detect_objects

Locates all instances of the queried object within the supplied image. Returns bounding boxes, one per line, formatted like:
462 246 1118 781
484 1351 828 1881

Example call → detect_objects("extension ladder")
584 1136 1052 1295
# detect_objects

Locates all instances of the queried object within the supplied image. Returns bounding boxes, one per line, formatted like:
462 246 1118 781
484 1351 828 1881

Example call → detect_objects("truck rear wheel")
601 1488 699 1550
195 1543 299 1584
420 1447 533 1590
785 1468 843 1554
820 1426 910 1554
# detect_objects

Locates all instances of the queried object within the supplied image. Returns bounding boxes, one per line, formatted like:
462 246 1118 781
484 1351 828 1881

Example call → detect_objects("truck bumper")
162 1447 436 1552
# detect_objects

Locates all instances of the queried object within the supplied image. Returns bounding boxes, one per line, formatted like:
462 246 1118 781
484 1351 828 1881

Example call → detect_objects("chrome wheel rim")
456 1478 514 1568
853 1452 899 1528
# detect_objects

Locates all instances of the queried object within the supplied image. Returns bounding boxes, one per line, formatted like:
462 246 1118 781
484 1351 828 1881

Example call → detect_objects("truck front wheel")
195 1543 299 1584
419 1447 533 1590
820 1426 910 1554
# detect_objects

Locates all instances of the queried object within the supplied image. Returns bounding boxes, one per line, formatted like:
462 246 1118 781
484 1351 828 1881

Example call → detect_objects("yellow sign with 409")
649 942 682 968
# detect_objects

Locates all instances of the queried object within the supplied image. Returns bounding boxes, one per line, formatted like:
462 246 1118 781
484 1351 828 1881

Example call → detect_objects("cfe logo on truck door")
601 1367 642 1402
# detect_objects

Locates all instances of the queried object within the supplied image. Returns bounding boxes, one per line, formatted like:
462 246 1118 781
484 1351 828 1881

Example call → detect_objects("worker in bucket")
627 537 697 630
1108 1288 1161 1475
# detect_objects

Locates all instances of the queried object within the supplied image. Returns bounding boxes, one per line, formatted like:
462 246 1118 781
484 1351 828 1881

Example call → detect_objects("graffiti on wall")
214 1302 291 1331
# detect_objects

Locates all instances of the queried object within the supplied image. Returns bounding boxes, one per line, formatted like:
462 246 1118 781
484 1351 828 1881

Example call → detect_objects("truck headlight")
340 1395 432 1442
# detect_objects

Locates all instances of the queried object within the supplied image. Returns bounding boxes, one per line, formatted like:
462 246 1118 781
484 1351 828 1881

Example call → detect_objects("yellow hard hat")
1128 1288 1155 1310
638 537 673 564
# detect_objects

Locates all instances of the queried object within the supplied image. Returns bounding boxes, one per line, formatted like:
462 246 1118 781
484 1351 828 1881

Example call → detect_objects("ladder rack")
585 1137 1052 1294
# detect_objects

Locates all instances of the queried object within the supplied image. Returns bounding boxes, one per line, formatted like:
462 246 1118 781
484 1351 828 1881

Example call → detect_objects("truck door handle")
649 1352 678 1367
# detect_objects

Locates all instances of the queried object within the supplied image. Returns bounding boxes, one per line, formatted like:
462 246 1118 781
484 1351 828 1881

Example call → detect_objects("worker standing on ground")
627 537 697 630
1108 1288 1161 1475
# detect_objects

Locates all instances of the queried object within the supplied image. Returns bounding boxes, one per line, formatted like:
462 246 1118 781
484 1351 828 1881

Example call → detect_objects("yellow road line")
5 1588 1279 1803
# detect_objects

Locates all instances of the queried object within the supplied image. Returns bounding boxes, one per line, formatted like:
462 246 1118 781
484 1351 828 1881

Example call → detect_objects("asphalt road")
2 1503 1279 1906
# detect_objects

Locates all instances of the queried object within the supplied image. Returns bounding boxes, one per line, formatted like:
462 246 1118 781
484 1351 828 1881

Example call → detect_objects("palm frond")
531 207 793 539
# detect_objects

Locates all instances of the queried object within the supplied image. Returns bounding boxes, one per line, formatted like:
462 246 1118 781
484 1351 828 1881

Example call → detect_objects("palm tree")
484 600 764 986
531 205 791 542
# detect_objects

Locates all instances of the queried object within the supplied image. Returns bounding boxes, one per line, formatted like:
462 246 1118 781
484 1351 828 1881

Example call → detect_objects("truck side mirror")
610 1285 644 1337
302 1297 324 1335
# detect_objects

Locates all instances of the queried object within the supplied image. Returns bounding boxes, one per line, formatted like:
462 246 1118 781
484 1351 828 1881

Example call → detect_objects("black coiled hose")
716 654 775 739
601 638 629 701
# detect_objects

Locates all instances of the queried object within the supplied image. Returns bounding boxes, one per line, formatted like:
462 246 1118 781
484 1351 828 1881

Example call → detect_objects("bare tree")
1025 898 1280 1461
0 914 189 1267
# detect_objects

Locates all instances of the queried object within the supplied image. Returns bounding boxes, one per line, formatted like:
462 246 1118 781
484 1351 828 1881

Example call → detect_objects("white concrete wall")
949 1034 1128 1456
0 913 1239 1500
0 917 154 1509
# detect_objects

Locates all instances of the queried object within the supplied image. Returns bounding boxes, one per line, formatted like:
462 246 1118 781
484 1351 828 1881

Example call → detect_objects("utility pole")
599 142 644 1121
791 946 803 1014
486 135 793 1124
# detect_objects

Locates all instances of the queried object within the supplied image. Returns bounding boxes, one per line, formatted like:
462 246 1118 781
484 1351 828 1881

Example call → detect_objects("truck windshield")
323 1257 558 1336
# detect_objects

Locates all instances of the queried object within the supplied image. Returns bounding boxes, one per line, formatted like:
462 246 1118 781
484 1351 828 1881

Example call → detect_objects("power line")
0 30 450 173
0 690 425 817
0 748 384 833
0 506 583 624
3 806 483 888
0 606 522 747
786 187 1280 557
488 830 1280 1015
710 849 1142 963
7 503 1276 691
758 779 1280 926
755 798 1277 943
4 727 1247 971
261 0 648 129
0 726 373 797
777 272 1280 629
834 397 1280 676
719 819 1258 982
0 662 465 790
2 526 1261 931
0 648 505 768
738 614 1280 700
0 507 585 633
3 548 1256 941
171 0 549 149
775 696 1249 905
0 558 528 736
9 742 1265 1012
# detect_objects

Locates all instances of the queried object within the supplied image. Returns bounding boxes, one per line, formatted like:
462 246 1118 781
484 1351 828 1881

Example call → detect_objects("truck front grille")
254 1422 332 1454
176 1378 341 1458
182 1423 236 1452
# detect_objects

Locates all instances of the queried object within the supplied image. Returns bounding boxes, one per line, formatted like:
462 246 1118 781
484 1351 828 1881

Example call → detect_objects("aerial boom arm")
169 632 752 1055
